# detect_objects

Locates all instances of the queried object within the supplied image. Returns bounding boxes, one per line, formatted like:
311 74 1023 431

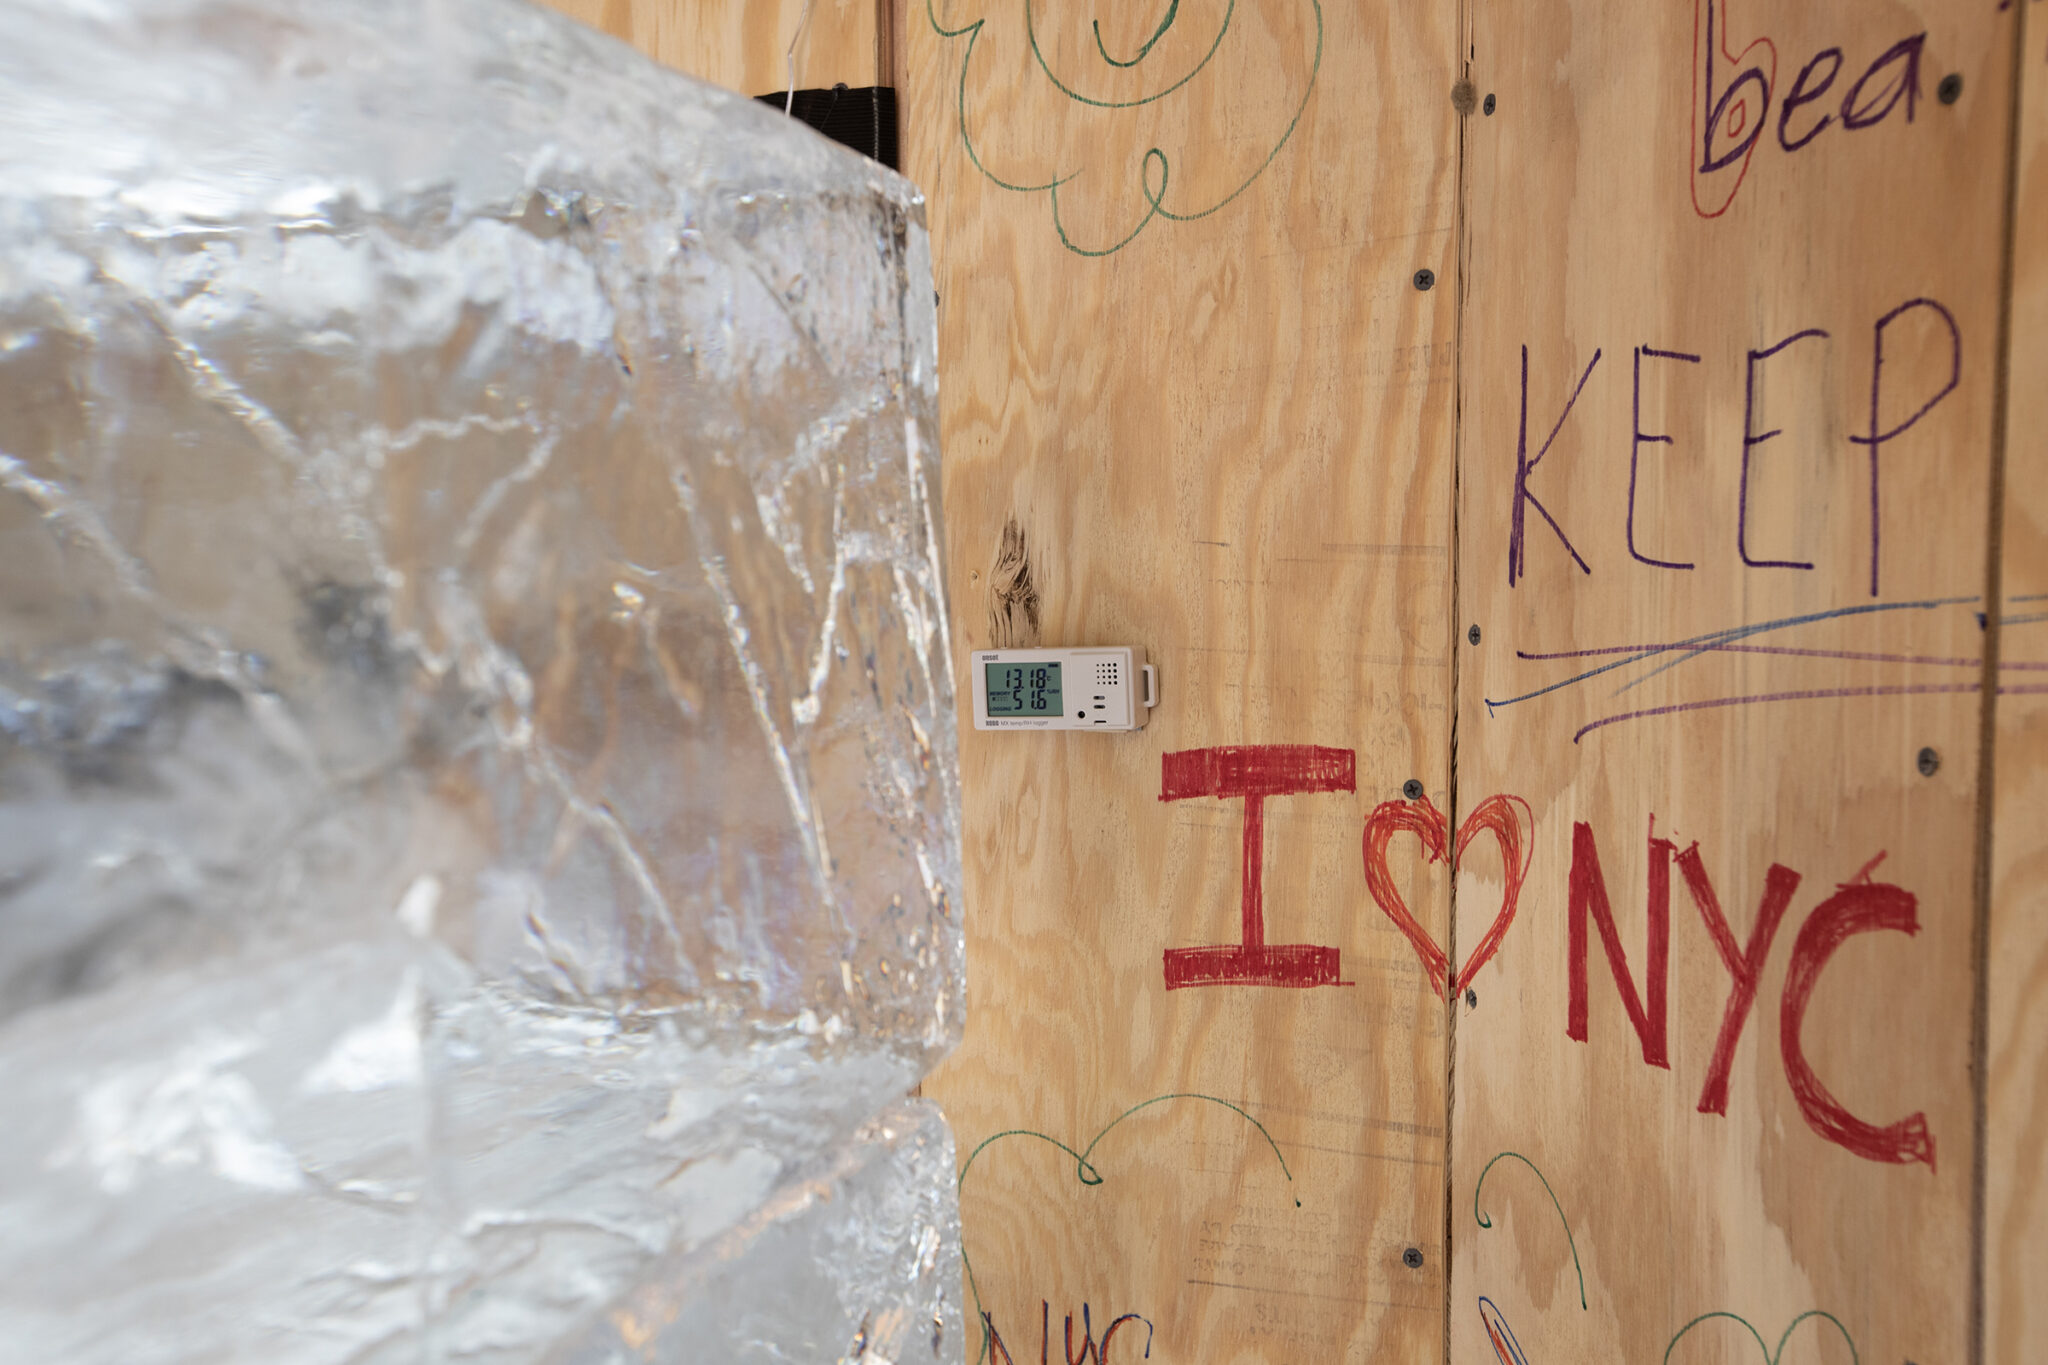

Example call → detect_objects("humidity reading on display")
984 661 1062 716
969 646 1152 731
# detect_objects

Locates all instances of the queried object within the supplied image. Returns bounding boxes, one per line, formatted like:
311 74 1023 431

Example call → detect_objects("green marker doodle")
1094 0 1181 68
957 1092 1298 1365
926 0 1323 256
1664 1309 1858 1365
1473 1150 1589 1311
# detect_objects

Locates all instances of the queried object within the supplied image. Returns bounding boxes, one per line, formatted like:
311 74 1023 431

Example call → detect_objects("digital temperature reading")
984 661 1062 716
971 646 1155 732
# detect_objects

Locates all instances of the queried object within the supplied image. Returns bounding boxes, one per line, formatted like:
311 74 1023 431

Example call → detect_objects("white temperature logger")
971 647 1157 731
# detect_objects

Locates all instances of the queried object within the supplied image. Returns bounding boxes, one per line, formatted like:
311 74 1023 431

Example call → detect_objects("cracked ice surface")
0 0 962 1360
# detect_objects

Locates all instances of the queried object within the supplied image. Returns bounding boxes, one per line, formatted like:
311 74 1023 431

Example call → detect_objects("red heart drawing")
1688 0 1778 220
1362 793 1534 999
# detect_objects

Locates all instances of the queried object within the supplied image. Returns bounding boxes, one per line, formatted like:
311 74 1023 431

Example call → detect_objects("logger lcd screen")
985 661 1062 716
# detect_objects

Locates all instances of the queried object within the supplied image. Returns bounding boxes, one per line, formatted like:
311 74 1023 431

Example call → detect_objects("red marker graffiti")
1478 1297 1531 1365
1159 745 1352 989
1361 793 1534 999
1563 824 1936 1169
1150 749 1936 1172
1691 0 1777 218
1780 875 1936 1168
1567 819 1673 1068
1681 844 1799 1115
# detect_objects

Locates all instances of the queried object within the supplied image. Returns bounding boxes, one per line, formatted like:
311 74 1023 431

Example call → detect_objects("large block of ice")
0 1 961 1360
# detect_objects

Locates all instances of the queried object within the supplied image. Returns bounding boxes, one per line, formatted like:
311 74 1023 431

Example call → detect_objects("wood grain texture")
1987 7 2047 1363
531 0 881 94
1449 6 2015 1365
902 0 1462 1358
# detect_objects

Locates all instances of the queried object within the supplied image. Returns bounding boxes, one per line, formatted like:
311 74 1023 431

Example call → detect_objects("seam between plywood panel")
876 0 898 91
1973 6 2031 1365
1442 6 1477 1365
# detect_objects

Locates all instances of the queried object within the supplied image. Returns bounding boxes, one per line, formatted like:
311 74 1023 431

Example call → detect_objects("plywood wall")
1987 5 2047 1362
1450 6 2015 1365
534 0 2043 1360
901 2 1463 1360
533 0 884 95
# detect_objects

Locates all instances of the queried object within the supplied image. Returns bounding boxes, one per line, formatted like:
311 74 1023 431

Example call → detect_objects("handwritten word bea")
1509 296 1960 597
1692 0 1928 218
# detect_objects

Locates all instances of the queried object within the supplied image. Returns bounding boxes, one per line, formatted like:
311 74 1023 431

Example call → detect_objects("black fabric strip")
753 85 899 171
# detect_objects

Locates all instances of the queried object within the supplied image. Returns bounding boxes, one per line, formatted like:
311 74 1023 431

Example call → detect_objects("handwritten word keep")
1692 0 1927 218
1509 296 1960 596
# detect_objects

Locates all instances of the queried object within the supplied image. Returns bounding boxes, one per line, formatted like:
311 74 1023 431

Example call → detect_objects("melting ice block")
0 0 962 1360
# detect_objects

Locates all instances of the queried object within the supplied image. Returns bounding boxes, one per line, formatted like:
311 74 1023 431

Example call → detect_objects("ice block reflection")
0 0 962 1359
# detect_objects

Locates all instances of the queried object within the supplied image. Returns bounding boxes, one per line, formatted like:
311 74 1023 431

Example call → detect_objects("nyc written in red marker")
1154 744 1935 1169
1568 820 1934 1169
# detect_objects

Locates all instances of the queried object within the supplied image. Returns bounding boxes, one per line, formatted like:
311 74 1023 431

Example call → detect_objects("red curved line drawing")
1363 796 1451 993
1478 1297 1531 1365
1689 0 1778 220
1452 794 1536 995
1362 794 1535 998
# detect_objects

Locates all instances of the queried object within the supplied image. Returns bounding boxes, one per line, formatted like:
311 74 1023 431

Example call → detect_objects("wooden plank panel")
1450 7 2014 1365
531 0 881 94
902 1 1462 1359
1987 8 2047 1363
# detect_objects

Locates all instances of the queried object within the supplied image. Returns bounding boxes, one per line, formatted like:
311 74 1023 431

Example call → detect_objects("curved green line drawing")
1094 0 1180 67
957 1092 1298 1365
926 0 1323 256
1032 0 1233 106
1472 1151 1589 1311
928 3 1075 195
1051 147 1169 256
1663 1309 1858 1365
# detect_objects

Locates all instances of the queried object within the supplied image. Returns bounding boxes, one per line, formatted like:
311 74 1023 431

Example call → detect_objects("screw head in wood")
1483 92 1496 115
1403 778 1425 800
1413 268 1436 291
1938 73 1963 104
1468 624 1482 645
1403 1246 1425 1268
1917 746 1940 776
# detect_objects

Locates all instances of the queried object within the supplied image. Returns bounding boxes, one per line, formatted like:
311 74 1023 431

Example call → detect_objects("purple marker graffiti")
1777 47 1843 151
1510 345 1601 587
1738 327 1829 571
1698 0 1771 175
1840 34 1925 130
1849 298 1959 597
1629 345 1702 569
